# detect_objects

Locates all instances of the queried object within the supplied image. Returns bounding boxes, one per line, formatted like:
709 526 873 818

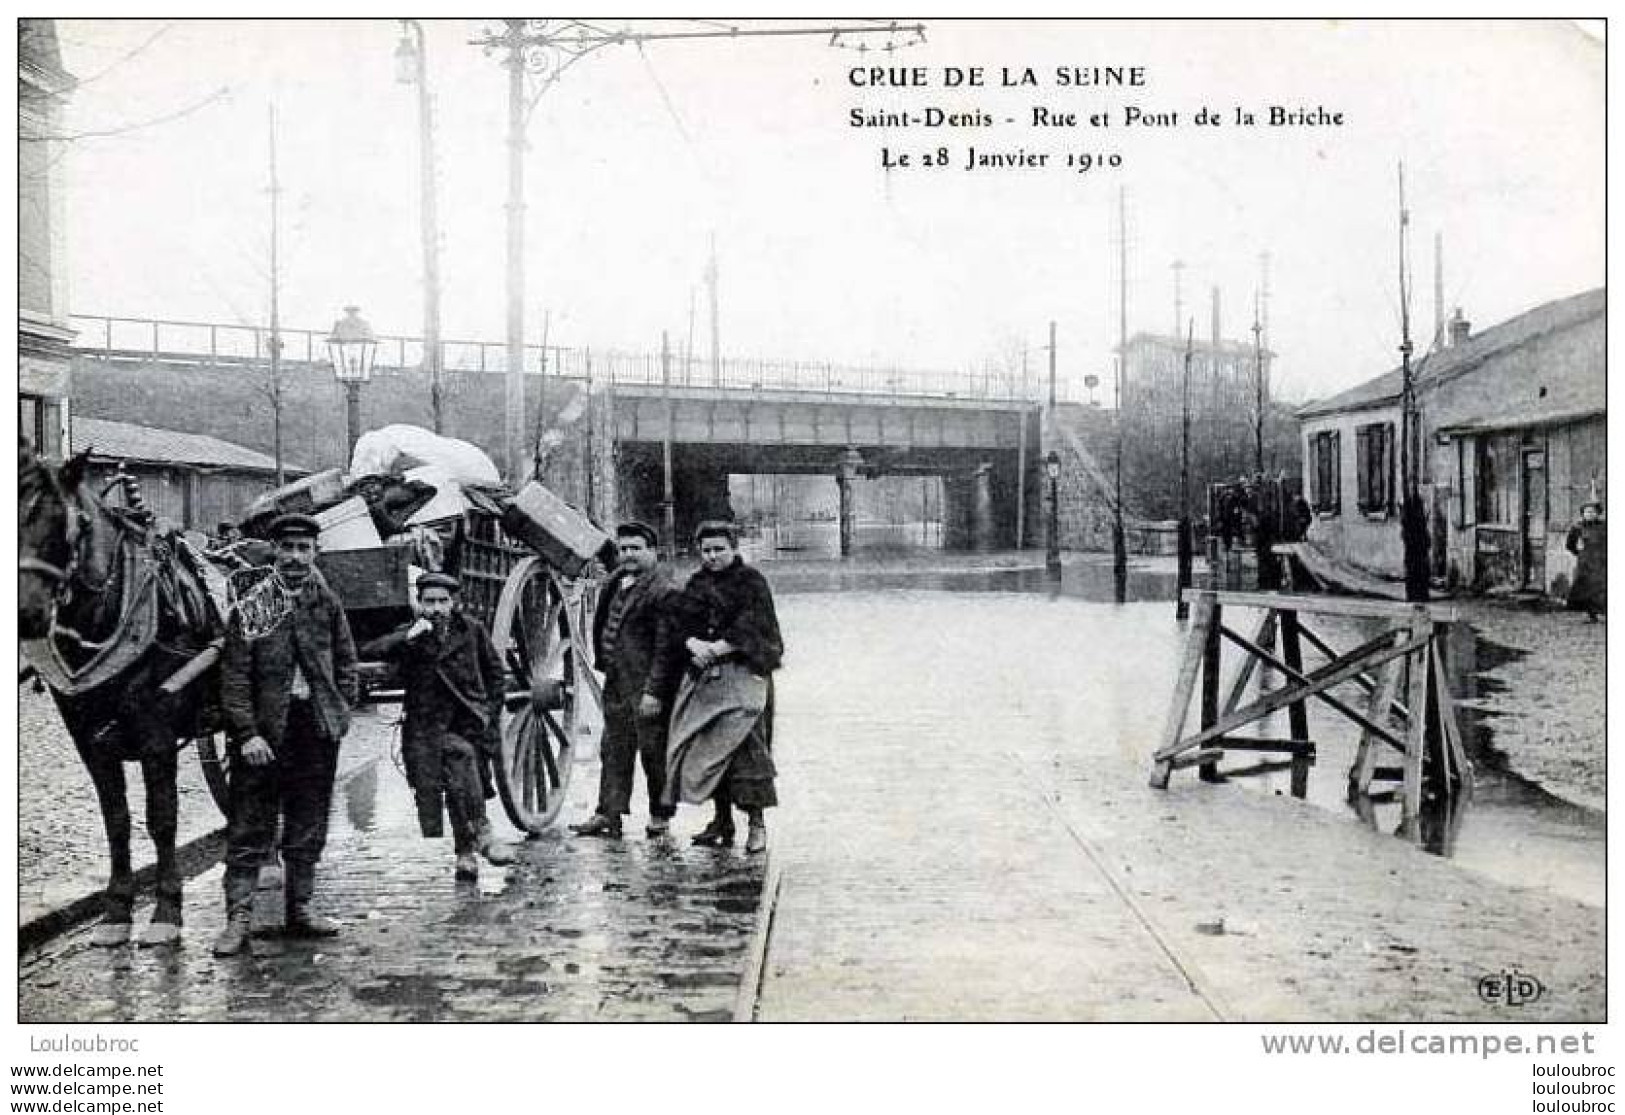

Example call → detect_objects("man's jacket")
361 610 506 837
591 565 679 708
221 570 358 748
361 610 505 752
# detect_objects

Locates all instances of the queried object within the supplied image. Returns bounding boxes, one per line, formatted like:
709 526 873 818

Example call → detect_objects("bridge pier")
837 447 864 558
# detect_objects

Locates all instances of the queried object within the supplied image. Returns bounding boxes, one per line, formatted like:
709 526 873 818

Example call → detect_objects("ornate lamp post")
1046 450 1062 579
327 305 378 465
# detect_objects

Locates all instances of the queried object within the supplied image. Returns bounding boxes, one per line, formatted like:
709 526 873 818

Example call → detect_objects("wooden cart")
194 495 605 836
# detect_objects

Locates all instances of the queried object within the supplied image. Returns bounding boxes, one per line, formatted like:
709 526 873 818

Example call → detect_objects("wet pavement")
16 544 1605 1022
756 587 1604 1021
19 709 764 1023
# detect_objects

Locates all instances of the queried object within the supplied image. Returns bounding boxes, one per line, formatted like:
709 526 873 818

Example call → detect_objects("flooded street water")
748 527 1605 909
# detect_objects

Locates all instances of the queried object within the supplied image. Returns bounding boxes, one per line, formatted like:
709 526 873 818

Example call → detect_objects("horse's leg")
71 733 135 948
136 727 183 947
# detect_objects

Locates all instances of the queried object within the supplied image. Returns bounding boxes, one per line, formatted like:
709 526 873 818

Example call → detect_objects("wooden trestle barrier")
1149 590 1471 838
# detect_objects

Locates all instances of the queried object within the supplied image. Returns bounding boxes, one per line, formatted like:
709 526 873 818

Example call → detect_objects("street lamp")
327 306 377 465
1046 450 1062 578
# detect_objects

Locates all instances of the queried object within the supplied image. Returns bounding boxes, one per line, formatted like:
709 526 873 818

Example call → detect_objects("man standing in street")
571 521 679 839
362 572 517 880
214 514 357 956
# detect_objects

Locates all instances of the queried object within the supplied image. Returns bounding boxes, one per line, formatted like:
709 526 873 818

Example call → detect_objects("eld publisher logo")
1477 968 1544 1007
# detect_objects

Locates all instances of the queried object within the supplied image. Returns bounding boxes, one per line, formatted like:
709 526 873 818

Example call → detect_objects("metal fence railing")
69 314 1039 404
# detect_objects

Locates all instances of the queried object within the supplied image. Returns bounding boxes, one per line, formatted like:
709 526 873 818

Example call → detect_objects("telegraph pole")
1177 320 1194 619
660 330 676 560
471 19 922 486
1398 162 1430 602
267 106 286 486
398 20 444 433
707 234 721 387
1113 187 1129 603
502 20 529 484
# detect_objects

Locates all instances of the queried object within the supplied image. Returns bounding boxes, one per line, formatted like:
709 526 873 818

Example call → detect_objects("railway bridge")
67 314 1053 551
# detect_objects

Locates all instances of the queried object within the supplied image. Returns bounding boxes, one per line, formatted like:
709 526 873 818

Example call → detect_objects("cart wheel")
195 731 231 817
491 557 579 834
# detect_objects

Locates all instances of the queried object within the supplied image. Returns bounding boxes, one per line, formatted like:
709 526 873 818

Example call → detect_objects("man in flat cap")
215 513 358 955
362 572 517 879
572 521 680 839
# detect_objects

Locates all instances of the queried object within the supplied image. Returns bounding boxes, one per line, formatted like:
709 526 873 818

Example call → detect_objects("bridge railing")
69 314 1038 403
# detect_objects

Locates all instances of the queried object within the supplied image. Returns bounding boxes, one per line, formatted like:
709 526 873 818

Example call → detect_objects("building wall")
1302 306 1603 593
85 461 300 534
19 19 75 456
1300 402 1406 577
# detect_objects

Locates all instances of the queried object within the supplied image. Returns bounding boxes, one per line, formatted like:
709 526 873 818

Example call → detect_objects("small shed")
70 416 307 534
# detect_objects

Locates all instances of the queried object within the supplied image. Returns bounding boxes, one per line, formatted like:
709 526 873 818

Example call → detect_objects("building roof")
71 417 305 476
1298 287 1605 420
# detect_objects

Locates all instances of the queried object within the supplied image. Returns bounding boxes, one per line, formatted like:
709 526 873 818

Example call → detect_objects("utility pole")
1113 187 1129 603
660 330 676 560
1398 162 1430 602
1177 320 1193 619
398 20 444 433
1171 259 1185 338
1253 295 1265 475
502 19 528 485
267 106 285 486
470 20 920 484
1252 294 1279 590
706 234 721 387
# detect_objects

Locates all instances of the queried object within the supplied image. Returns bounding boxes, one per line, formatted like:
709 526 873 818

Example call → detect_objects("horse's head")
18 443 93 639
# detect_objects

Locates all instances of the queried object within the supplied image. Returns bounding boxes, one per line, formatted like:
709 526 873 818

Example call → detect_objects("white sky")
52 18 1604 404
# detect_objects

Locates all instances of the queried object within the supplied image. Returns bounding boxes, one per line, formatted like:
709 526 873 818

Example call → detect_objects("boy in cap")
571 521 680 839
215 513 357 955
362 572 517 879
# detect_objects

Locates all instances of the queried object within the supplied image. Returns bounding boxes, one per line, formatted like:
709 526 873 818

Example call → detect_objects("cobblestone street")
19 707 763 1023
16 566 1606 1023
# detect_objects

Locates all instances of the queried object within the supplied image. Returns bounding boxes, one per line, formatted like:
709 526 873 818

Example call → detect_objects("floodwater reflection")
761 549 1603 907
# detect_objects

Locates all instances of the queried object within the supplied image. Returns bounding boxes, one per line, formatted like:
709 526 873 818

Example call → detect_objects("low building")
1297 287 1604 596
19 19 75 459
70 416 307 534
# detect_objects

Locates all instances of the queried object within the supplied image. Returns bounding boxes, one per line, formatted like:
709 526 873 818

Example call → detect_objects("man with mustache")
214 514 358 956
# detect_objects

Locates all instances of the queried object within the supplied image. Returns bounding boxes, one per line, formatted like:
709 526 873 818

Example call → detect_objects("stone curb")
732 853 784 1023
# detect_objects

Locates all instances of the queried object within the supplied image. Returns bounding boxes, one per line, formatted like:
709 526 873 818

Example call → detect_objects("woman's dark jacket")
670 557 783 676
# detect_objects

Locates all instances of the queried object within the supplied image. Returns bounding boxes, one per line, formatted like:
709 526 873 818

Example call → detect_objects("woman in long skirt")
1566 501 1606 621
664 521 783 854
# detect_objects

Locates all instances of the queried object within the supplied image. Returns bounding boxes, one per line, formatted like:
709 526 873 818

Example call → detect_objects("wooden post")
1279 607 1310 746
1149 591 1216 789
1222 610 1278 716
1400 611 1432 839
1351 648 1404 798
1198 599 1224 782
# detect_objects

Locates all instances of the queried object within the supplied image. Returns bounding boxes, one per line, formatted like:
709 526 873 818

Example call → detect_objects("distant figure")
1565 502 1606 621
1285 494 1314 543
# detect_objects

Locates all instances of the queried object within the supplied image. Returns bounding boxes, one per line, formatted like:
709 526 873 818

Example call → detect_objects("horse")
19 443 223 947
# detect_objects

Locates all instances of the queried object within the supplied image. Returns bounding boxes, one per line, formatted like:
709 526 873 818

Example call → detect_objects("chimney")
1449 307 1471 347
